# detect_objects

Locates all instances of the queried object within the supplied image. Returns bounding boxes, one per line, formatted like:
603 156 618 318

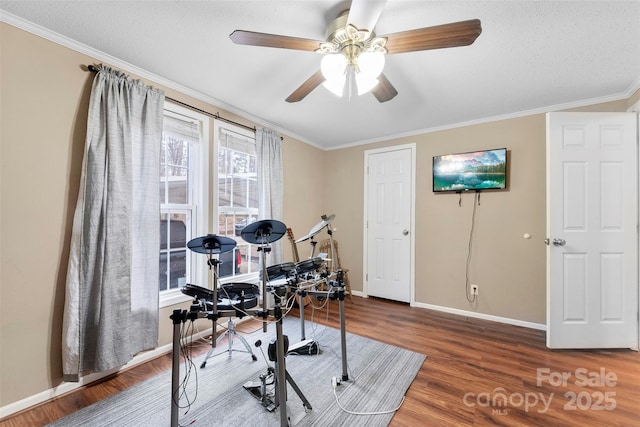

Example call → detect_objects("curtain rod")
86 64 281 138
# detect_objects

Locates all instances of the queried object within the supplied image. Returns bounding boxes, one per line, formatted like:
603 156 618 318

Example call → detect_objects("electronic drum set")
169 217 349 427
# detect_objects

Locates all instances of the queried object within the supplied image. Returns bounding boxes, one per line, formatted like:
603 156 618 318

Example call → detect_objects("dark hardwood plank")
2 296 639 426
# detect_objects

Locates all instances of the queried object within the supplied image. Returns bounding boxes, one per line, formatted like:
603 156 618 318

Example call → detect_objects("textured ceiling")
1 0 639 149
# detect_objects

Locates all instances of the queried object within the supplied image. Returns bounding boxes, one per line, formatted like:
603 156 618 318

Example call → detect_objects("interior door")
365 145 415 303
546 112 638 349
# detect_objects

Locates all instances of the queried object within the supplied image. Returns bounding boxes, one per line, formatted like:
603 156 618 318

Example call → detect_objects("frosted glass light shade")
323 76 346 97
321 54 348 97
321 54 347 81
357 51 385 80
320 50 385 97
355 76 379 95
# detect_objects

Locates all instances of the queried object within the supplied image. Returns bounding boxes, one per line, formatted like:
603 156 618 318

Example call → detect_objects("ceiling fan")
229 0 481 103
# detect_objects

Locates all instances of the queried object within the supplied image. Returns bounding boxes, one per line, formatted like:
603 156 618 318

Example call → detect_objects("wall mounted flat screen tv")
433 148 507 192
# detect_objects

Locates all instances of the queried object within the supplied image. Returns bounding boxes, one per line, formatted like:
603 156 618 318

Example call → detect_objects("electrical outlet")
471 284 479 295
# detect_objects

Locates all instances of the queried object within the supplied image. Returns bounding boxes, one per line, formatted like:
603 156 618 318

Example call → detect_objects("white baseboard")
412 301 547 331
354 292 545 331
0 328 213 420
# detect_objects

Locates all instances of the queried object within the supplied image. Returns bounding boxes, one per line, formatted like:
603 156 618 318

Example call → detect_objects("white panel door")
547 112 638 349
365 145 414 303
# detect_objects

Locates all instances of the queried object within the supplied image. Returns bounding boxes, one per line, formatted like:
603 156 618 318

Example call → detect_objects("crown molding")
3 9 638 153
329 90 637 151
0 11 322 149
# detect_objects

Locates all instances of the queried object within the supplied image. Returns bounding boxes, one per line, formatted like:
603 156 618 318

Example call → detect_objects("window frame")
159 103 209 308
213 120 260 283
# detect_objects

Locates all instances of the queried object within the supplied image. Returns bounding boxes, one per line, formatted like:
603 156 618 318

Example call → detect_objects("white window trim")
160 103 209 308
213 120 260 283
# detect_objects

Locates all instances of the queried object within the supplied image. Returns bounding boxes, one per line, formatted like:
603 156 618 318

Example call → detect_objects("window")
159 105 208 306
158 106 260 307
215 123 259 278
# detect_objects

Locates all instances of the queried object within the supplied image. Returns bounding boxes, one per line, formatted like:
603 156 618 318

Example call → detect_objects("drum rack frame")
169 282 348 427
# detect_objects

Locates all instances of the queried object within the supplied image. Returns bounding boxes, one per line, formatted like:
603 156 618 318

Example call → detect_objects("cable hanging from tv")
464 191 481 303
456 190 481 207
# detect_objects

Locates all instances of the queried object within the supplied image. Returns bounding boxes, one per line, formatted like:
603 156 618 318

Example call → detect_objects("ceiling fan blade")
286 70 325 103
371 73 398 103
230 30 324 51
347 0 387 32
382 19 482 54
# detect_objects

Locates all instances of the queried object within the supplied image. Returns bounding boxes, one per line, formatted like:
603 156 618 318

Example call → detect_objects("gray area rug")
48 317 426 426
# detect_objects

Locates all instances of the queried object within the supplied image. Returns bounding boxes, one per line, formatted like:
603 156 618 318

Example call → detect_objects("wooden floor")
2 296 639 426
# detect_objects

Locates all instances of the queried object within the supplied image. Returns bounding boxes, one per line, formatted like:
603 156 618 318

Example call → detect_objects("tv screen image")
433 148 507 192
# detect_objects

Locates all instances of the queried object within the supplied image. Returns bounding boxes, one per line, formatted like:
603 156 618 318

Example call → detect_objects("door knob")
552 238 566 247
402 229 409 236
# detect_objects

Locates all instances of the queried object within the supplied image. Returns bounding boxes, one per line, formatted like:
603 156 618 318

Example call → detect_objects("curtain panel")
256 127 284 264
62 66 165 381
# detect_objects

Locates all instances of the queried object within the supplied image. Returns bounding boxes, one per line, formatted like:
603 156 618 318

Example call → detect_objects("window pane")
218 176 232 207
234 214 257 237
167 167 188 204
169 214 187 247
169 250 187 290
216 127 257 280
218 247 239 278
159 213 169 290
160 109 200 298
165 137 189 170
160 140 167 203
160 212 189 291
163 134 189 204
244 244 260 275
248 178 258 209
218 212 244 279
235 177 248 208
238 245 250 275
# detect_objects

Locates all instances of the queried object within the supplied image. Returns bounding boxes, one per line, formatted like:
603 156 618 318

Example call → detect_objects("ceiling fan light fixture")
355 75 379 95
232 4 482 104
323 75 346 97
369 37 387 53
321 53 347 81
353 50 384 95
357 50 385 80
321 53 348 97
320 49 385 98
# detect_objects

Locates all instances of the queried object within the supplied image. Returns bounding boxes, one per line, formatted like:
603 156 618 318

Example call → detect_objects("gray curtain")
256 127 284 264
62 66 165 381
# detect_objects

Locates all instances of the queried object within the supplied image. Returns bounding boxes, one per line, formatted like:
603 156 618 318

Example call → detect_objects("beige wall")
627 88 640 108
2 22 91 406
0 22 321 407
0 21 637 411
324 100 635 324
325 115 548 323
281 139 326 259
